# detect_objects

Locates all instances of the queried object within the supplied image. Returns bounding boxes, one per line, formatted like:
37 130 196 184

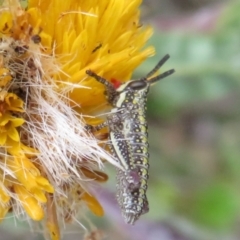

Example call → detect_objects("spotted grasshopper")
86 54 174 224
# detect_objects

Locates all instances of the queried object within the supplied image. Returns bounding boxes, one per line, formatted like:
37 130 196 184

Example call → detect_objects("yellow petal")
0 68 12 87
0 133 7 145
36 176 54 193
31 188 47 203
82 192 104 217
0 12 13 34
9 118 25 127
4 137 21 154
14 185 44 221
0 115 9 126
46 193 60 240
9 156 54 195
7 125 20 141
20 143 39 157
5 93 24 112
39 31 52 49
47 219 61 240
0 187 10 203
9 159 39 191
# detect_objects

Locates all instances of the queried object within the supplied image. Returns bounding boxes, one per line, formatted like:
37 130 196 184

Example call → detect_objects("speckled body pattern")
86 54 174 224
106 81 150 224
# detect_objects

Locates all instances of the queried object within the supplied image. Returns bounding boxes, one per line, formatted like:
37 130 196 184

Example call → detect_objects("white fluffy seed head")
0 37 120 222
21 45 121 190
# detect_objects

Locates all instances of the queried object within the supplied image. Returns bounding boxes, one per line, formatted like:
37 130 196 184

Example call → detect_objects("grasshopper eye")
128 80 147 90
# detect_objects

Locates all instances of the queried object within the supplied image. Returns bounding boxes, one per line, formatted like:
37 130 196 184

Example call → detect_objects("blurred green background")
134 0 240 239
1 0 240 239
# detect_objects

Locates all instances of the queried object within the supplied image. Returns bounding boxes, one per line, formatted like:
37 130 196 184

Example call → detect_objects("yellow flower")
0 0 155 239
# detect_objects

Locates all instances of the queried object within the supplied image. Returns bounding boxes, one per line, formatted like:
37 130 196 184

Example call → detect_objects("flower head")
0 0 155 239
